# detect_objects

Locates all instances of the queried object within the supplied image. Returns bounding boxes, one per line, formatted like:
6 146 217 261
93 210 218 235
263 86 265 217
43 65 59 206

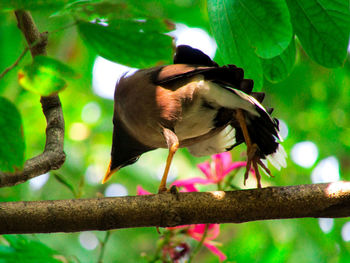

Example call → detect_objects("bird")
103 45 286 192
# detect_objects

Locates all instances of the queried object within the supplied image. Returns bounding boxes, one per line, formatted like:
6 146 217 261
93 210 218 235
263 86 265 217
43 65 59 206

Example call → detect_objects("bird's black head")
103 116 154 183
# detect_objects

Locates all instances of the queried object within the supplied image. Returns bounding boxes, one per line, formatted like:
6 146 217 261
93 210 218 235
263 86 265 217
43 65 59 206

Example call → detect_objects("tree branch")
0 11 65 187
1 182 350 234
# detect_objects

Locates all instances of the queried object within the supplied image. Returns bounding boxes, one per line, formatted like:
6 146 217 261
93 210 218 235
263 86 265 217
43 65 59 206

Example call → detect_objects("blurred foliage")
0 0 349 262
0 235 63 263
0 0 69 11
0 97 24 172
18 55 77 96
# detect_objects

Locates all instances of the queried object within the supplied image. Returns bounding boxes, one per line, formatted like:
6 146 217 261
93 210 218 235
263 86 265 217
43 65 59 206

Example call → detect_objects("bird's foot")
158 185 179 196
244 143 272 188
158 187 168 194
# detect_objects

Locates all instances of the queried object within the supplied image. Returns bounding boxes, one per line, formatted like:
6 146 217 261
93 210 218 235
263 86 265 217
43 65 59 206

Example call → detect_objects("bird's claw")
244 143 271 188
158 185 179 195
158 187 168 194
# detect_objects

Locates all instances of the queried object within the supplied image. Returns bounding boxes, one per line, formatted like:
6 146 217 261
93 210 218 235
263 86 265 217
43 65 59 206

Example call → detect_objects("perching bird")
103 45 286 191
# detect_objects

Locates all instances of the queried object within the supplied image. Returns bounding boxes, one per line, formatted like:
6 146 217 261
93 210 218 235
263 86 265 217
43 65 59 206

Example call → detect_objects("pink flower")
136 185 152 195
198 152 247 183
170 178 201 192
188 224 227 261
166 224 227 261
172 152 249 189
204 242 227 262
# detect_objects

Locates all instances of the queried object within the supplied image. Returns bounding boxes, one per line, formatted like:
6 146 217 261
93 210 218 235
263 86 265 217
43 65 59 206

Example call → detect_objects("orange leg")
156 143 178 233
158 142 179 193
159 128 180 193
236 109 271 188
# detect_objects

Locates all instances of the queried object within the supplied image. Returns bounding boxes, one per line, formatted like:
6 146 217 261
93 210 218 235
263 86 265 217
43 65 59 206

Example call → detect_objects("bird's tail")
236 104 287 170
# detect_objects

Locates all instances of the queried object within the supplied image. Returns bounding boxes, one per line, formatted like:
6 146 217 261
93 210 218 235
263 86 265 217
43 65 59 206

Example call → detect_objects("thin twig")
0 46 29 79
50 21 77 34
0 21 77 80
98 231 111 263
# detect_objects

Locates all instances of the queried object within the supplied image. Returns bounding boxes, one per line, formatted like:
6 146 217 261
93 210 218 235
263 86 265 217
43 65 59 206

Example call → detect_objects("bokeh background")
0 0 349 262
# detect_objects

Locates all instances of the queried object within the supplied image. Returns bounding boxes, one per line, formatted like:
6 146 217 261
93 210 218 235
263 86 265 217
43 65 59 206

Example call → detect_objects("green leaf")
77 20 174 68
231 0 292 59
286 0 350 68
0 0 69 11
0 235 63 263
54 0 137 20
63 1 175 67
262 37 296 83
208 0 263 89
18 55 77 96
0 97 25 172
155 0 210 30
56 0 211 32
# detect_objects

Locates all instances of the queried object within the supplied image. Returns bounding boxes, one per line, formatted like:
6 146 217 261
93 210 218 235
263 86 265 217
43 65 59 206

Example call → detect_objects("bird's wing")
155 65 254 95
157 45 254 93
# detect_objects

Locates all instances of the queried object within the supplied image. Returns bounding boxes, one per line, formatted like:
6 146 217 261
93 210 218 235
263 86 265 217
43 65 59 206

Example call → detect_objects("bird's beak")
102 159 120 184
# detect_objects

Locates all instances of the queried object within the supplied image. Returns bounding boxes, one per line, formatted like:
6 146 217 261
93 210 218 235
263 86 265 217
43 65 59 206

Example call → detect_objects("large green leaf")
57 0 209 29
59 1 174 68
77 19 174 68
262 37 296 83
0 15 23 93
18 55 77 96
208 0 263 89
54 0 140 20
0 235 63 263
228 0 292 59
0 0 69 11
286 0 350 68
0 97 25 172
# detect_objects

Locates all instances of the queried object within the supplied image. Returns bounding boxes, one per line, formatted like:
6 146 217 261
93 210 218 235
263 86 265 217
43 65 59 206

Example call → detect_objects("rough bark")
0 182 349 234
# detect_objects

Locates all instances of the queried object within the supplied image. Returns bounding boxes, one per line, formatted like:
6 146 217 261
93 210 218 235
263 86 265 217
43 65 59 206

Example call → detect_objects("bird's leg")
158 128 179 193
236 109 271 188
159 143 179 192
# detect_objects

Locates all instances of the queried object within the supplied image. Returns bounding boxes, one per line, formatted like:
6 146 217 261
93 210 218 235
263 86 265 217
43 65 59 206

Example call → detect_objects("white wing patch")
233 88 267 113
187 125 236 157
197 80 259 117
267 144 287 170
